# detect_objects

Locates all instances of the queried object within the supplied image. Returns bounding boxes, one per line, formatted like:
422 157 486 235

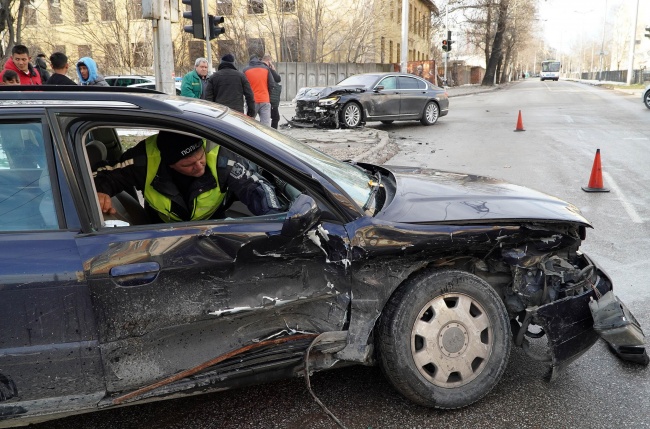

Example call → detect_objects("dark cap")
221 54 235 63
156 131 203 165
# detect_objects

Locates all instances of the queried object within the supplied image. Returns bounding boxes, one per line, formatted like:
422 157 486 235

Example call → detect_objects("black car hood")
294 85 366 101
376 166 591 226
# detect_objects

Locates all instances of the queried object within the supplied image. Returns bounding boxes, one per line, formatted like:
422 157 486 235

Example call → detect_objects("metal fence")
578 69 650 84
267 62 393 102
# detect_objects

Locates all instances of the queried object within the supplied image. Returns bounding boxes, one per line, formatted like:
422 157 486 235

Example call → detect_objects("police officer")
94 131 281 222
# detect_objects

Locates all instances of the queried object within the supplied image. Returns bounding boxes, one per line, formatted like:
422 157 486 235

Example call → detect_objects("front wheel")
420 101 439 126
378 270 511 409
644 91 650 109
340 102 362 128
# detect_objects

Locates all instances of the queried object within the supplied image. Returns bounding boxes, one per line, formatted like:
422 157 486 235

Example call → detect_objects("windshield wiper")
362 171 383 213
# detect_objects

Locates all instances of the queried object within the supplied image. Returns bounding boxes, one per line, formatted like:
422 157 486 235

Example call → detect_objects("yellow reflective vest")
143 135 225 222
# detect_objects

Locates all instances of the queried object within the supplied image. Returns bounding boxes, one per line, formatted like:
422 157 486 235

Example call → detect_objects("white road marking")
603 172 643 224
622 137 649 140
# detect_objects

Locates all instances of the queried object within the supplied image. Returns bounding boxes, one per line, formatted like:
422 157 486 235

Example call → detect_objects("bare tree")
28 0 154 74
0 0 29 60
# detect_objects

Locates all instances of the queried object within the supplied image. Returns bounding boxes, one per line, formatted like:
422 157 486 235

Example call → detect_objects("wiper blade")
362 172 383 212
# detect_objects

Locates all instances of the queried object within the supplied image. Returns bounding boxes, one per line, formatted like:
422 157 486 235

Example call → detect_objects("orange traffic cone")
514 110 525 132
582 149 610 193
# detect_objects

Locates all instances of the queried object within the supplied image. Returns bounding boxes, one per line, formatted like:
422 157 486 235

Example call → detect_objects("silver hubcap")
344 104 360 126
425 103 438 123
411 293 492 387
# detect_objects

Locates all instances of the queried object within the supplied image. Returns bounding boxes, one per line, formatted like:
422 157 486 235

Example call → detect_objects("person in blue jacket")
76 57 109 86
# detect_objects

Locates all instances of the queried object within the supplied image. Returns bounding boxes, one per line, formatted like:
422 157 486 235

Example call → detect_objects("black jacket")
45 73 77 85
34 57 51 83
203 62 255 116
268 67 282 107
94 139 281 222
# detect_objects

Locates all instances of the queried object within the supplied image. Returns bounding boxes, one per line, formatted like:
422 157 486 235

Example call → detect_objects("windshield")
542 62 560 72
337 74 380 88
221 113 373 210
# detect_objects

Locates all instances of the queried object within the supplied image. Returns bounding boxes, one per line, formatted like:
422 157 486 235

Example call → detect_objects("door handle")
110 262 160 286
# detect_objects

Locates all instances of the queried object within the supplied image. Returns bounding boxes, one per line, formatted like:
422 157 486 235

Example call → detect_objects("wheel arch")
335 257 509 365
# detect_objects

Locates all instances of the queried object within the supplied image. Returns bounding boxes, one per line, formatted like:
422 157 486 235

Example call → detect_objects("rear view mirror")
374 85 385 92
281 194 320 237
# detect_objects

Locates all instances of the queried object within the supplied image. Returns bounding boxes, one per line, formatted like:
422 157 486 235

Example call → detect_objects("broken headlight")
319 96 340 106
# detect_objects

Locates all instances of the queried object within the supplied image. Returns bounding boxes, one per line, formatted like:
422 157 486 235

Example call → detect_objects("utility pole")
203 0 213 74
626 0 640 85
400 0 408 72
444 4 448 85
598 0 607 81
149 0 176 95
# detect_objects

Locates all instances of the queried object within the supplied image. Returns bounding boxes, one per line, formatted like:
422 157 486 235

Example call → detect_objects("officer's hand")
97 192 116 215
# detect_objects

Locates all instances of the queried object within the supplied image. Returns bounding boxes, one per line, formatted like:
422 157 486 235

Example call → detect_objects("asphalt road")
34 80 650 429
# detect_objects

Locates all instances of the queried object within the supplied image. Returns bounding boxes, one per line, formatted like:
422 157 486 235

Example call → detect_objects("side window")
397 76 419 89
86 127 292 229
0 122 58 231
378 76 397 90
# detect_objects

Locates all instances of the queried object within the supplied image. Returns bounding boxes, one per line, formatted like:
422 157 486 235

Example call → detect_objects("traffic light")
447 30 453 52
645 26 650 39
208 15 225 40
182 0 204 39
442 39 449 52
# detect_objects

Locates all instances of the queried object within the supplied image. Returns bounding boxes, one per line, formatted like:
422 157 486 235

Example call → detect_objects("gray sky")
538 0 643 53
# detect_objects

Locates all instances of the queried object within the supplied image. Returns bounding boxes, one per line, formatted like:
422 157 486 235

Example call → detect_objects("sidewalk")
277 83 504 163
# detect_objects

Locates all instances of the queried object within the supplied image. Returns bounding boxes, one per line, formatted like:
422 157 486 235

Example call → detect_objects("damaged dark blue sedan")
0 87 646 427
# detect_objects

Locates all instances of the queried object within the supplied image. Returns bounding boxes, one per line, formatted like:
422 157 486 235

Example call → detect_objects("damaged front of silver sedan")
291 85 364 128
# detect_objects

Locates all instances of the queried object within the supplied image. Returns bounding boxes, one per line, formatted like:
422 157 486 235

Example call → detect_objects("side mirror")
281 194 321 237
374 85 384 92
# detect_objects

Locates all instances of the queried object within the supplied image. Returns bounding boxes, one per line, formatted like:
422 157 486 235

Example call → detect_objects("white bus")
540 60 561 81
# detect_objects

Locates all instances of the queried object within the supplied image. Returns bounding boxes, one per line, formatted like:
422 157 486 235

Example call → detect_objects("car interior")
82 126 299 228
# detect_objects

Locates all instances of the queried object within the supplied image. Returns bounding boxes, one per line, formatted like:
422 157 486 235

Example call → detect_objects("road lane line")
603 172 643 223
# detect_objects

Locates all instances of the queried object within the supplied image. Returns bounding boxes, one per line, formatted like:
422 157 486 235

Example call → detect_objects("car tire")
377 269 511 409
644 91 650 109
420 101 439 126
381 120 394 125
340 102 363 128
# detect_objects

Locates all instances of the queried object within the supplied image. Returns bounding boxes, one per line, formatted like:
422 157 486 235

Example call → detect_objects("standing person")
203 54 255 117
2 70 20 85
34 54 51 83
261 54 282 129
0 45 42 85
45 52 77 85
76 57 109 86
181 57 209 98
243 55 275 127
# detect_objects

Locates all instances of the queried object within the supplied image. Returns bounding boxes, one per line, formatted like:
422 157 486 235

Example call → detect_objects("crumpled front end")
291 99 341 128
494 240 648 377
290 86 365 128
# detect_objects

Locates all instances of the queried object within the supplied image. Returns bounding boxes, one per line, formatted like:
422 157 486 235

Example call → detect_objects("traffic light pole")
152 0 175 95
203 0 213 74
443 4 448 86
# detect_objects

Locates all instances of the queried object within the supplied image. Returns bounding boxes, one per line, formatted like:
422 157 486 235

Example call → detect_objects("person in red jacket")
0 45 42 85
243 55 275 127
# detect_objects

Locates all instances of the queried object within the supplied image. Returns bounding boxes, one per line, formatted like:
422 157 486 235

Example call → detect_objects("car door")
0 118 104 419
58 117 350 395
366 76 401 119
398 75 429 117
